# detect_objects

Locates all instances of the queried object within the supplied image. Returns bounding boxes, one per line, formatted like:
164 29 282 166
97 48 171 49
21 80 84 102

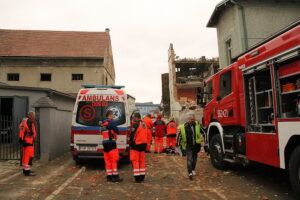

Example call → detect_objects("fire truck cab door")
216 68 237 125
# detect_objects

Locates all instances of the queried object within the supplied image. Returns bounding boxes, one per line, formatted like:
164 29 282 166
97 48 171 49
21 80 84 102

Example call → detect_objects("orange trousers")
154 137 164 153
130 150 146 176
104 149 119 175
22 146 34 171
166 137 176 148
146 129 152 151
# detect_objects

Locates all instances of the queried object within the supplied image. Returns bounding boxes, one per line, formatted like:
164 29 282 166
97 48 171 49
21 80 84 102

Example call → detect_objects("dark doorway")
0 98 13 117
0 96 28 160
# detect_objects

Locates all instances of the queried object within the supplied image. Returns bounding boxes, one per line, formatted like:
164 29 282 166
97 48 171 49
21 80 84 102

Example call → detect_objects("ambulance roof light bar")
81 85 125 89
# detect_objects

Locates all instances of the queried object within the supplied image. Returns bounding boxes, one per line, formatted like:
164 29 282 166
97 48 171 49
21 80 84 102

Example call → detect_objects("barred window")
7 73 19 81
72 74 83 80
40 73 51 81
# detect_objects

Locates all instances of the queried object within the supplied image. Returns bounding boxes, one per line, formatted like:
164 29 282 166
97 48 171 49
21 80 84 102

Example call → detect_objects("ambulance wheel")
73 156 83 165
210 134 227 170
120 155 130 164
289 146 300 197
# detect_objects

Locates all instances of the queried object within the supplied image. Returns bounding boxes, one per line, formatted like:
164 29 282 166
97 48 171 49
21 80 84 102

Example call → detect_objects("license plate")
79 146 97 151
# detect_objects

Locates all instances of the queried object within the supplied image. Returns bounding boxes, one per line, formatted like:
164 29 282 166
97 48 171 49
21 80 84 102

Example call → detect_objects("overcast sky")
0 0 220 103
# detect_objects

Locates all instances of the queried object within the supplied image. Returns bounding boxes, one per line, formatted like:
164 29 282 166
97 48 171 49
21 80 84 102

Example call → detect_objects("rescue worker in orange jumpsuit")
130 112 148 182
143 114 154 153
153 114 166 153
19 111 36 176
166 117 177 154
100 110 123 182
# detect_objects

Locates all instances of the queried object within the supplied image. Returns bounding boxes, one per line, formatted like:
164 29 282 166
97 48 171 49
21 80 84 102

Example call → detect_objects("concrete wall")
216 5 240 68
38 105 72 161
103 31 116 84
127 95 136 115
168 44 182 121
242 1 300 47
0 88 47 111
215 0 300 68
0 58 115 94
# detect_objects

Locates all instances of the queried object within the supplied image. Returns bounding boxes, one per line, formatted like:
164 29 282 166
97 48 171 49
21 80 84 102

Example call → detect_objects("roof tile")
0 29 109 58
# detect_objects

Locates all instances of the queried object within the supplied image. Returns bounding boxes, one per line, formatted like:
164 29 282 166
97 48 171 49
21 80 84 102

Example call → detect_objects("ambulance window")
204 81 213 103
220 71 232 98
76 101 126 126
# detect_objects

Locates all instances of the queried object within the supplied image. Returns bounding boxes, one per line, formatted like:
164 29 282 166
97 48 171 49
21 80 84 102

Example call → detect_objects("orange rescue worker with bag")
130 112 148 183
143 114 154 153
166 117 177 154
19 111 36 176
100 110 123 183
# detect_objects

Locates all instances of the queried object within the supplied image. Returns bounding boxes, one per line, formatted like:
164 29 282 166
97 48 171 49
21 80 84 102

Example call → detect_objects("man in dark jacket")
178 113 203 180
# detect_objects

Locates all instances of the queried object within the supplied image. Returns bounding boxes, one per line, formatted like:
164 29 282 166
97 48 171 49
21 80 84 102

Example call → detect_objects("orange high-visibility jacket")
166 121 177 135
19 117 36 145
134 122 148 145
143 116 154 129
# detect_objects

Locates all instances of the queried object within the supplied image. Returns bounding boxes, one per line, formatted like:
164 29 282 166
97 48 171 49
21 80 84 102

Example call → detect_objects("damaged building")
164 43 219 123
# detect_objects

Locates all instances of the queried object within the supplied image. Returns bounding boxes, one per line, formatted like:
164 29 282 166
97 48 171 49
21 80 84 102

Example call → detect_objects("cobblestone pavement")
0 151 298 200
0 160 19 177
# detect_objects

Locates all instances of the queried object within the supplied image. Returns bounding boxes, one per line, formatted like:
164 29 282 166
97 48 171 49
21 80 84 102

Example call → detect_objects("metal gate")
0 115 22 160
0 116 40 160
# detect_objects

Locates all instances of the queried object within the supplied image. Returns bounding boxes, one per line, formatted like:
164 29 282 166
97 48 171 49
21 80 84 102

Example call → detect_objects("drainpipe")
231 0 249 51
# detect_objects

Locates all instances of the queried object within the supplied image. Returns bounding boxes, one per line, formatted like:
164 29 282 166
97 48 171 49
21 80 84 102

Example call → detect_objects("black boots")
135 175 145 183
107 175 113 182
107 175 123 183
23 169 36 176
111 175 123 183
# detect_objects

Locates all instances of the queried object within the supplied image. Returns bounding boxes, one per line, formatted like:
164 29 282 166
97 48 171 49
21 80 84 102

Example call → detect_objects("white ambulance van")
70 85 131 163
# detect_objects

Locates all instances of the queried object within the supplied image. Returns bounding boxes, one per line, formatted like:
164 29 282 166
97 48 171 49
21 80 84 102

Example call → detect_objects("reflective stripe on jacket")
180 121 203 150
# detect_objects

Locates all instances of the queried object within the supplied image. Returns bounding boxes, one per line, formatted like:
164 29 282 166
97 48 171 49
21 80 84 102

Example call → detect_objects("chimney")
105 28 110 34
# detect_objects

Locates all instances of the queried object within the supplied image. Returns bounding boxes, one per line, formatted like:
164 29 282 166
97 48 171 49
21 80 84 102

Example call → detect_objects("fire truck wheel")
210 134 227 170
289 146 300 197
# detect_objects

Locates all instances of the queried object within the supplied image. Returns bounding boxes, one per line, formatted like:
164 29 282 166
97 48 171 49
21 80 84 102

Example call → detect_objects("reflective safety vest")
180 121 203 150
166 121 177 135
101 120 118 141
134 122 148 145
19 117 36 145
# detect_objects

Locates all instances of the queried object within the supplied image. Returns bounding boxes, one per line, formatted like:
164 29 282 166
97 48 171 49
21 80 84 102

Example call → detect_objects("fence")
0 115 40 160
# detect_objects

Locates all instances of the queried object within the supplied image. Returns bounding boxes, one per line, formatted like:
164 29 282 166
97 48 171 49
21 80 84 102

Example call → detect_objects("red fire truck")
202 20 300 195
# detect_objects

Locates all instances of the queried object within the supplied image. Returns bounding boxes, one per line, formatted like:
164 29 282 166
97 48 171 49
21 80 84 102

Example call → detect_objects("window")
225 39 232 65
204 81 213 103
40 73 51 81
72 74 83 81
76 101 126 126
220 71 232 98
7 73 19 81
